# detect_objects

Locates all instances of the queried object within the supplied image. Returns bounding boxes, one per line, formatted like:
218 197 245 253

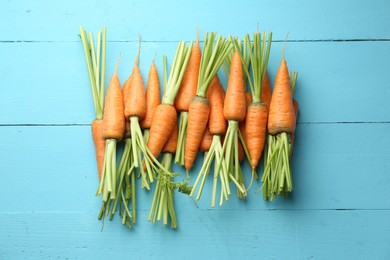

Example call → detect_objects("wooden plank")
1 41 390 124
0 210 389 259
1 123 389 212
1 0 390 41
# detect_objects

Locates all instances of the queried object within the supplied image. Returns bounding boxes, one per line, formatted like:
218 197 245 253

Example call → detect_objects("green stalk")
99 27 106 110
196 33 232 97
175 111 188 166
96 139 117 219
223 121 247 198
162 42 193 105
79 26 105 119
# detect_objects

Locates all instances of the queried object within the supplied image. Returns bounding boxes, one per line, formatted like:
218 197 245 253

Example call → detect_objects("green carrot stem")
175 111 188 166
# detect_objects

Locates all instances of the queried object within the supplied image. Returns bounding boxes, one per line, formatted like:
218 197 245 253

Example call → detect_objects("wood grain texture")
1 0 390 259
1 123 389 213
1 41 390 124
0 211 389 259
1 0 389 41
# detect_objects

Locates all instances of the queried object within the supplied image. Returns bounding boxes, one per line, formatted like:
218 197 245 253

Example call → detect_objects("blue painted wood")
1 41 390 124
1 0 390 259
0 211 389 259
1 123 389 213
1 0 390 41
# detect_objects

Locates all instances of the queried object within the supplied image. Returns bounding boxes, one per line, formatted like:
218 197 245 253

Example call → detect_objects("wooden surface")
1 0 390 259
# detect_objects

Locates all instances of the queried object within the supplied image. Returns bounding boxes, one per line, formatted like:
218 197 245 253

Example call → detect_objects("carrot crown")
162 41 193 105
196 32 232 97
79 26 107 120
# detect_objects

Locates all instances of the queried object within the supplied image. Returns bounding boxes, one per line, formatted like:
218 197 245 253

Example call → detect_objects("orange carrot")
223 51 247 122
242 31 272 189
148 50 193 230
97 58 125 217
222 50 248 198
174 32 201 166
267 58 296 135
122 74 133 139
141 61 161 130
238 92 252 162
147 42 192 161
162 119 179 154
184 33 231 173
260 44 296 201
79 26 107 180
124 63 146 120
148 104 178 158
190 74 232 207
185 96 210 171
261 73 272 109
245 103 268 169
91 119 105 179
102 68 125 140
207 75 227 135
174 33 201 112
199 125 213 153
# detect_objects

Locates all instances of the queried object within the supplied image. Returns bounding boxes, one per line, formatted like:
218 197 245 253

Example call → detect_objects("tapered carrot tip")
91 119 105 180
268 58 296 135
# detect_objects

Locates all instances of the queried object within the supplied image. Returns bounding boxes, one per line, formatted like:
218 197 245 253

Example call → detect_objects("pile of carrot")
80 26 301 230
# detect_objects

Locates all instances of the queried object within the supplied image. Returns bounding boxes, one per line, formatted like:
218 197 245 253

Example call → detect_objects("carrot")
185 33 232 174
124 59 157 189
259 41 296 201
148 58 192 230
140 61 161 130
162 119 179 154
102 67 125 140
96 56 125 220
185 96 210 170
122 74 133 139
223 52 247 122
241 31 272 192
208 76 227 135
190 75 232 206
174 31 202 166
108 71 135 225
245 103 268 168
124 63 146 120
261 73 272 109
267 59 296 135
199 125 213 153
147 42 193 161
222 49 248 198
238 92 252 163
148 104 177 158
79 26 107 180
174 33 201 112
91 119 105 179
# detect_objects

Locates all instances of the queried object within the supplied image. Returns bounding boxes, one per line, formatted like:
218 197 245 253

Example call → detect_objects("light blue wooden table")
1 0 390 259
